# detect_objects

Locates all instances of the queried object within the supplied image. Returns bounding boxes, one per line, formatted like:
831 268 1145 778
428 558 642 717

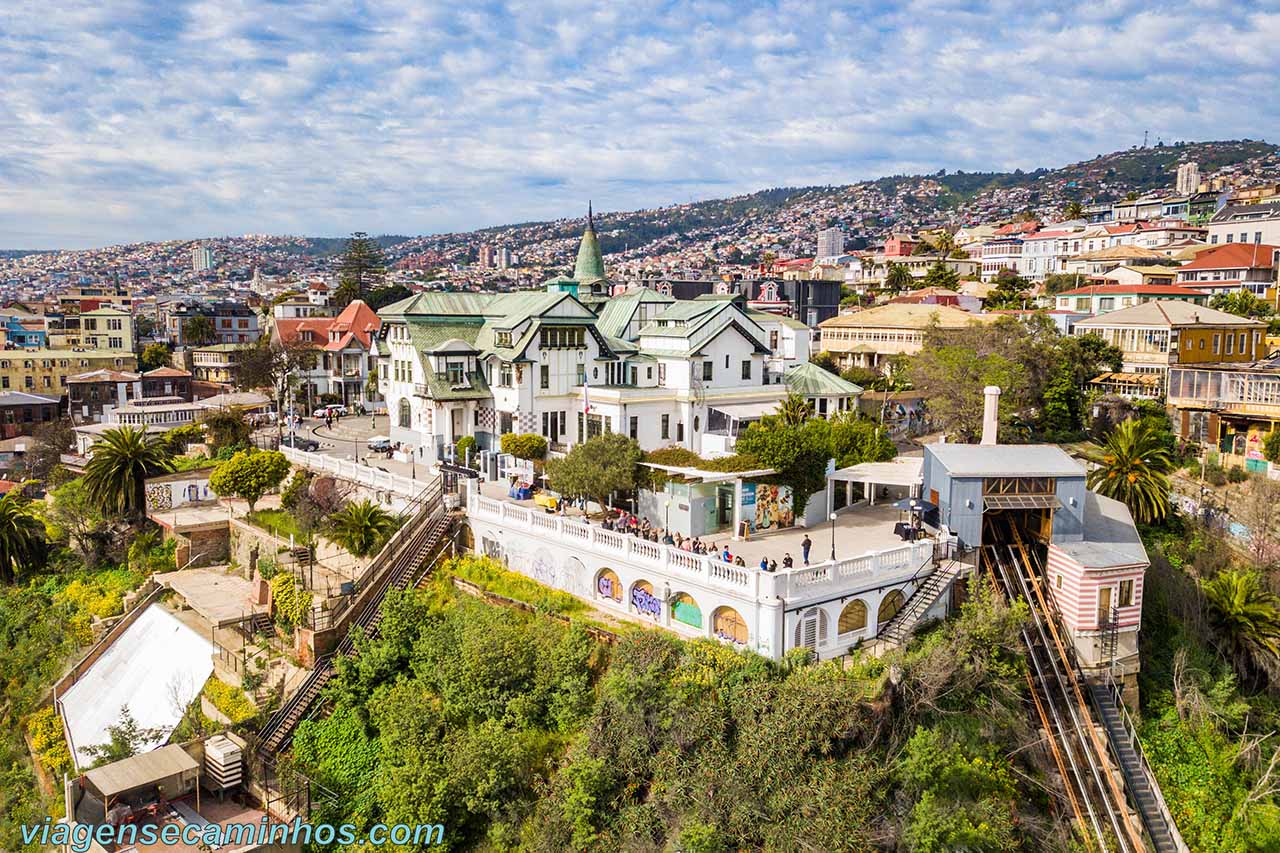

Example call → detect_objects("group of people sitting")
598 510 796 572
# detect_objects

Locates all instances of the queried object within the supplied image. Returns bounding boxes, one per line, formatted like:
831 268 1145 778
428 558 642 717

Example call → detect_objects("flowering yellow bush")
27 707 73 777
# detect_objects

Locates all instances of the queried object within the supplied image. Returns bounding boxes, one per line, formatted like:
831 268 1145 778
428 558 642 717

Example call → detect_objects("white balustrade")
465 494 936 605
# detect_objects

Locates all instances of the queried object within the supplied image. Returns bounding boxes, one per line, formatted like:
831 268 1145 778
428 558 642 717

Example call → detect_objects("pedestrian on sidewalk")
801 534 812 566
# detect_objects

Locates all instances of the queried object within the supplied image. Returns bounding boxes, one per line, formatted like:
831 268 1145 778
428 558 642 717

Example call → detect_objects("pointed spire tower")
572 201 606 287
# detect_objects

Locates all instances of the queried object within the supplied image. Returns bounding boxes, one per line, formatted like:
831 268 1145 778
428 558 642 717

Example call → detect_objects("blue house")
1 314 47 348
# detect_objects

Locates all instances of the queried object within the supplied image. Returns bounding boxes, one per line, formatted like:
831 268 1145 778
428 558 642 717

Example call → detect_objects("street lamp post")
665 499 672 533
829 511 838 562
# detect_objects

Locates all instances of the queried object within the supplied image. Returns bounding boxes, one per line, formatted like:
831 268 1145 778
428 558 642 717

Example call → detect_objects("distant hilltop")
6 139 1276 267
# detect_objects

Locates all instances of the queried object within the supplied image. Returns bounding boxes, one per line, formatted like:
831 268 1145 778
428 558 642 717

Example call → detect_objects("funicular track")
983 514 1153 853
255 477 456 755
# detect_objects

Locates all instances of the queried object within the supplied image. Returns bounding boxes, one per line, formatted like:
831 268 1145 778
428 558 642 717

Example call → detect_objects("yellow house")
1073 301 1265 374
818 303 996 372
79 306 135 352
0 349 138 395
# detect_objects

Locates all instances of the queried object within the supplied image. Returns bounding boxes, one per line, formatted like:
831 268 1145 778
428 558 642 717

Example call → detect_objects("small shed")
84 744 200 809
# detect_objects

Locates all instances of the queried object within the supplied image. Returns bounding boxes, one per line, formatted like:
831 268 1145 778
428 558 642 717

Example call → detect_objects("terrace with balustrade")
464 485 950 660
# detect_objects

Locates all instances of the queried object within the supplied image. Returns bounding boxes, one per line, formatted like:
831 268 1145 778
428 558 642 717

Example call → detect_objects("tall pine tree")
335 232 387 307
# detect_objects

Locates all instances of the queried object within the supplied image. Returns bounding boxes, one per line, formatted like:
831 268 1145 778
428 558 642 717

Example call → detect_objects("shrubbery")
26 707 72 777
203 678 258 725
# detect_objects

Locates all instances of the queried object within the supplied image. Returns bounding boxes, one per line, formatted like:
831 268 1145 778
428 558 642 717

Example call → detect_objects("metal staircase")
876 558 963 645
256 479 454 755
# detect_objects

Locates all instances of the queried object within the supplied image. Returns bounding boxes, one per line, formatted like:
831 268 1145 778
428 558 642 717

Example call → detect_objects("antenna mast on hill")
1143 130 1149 148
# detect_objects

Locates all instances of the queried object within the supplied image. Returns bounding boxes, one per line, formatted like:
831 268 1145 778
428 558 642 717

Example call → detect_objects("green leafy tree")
1043 272 1086 295
139 342 171 371
335 232 387 307
0 494 45 584
83 706 164 767
1202 570 1280 687
500 433 548 461
827 413 896 469
839 365 882 389
327 499 401 558
199 406 251 452
1086 419 1173 524
182 314 216 346
885 263 913 294
208 450 290 512
921 261 960 290
776 394 814 426
735 417 830 515
908 344 1025 442
809 351 840 375
1210 291 1275 321
455 435 476 466
366 283 412 311
546 433 643 512
1058 332 1124 385
24 417 76 483
1264 429 1280 465
84 426 174 520
46 479 113 566
982 269 1030 310
1038 366 1082 438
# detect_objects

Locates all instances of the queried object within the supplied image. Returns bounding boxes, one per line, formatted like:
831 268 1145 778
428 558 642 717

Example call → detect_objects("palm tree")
1202 570 1280 685
84 426 174 520
0 493 46 583
1064 200 1085 220
183 314 216 346
1086 419 1173 524
933 230 956 258
327 499 401 558
776 394 814 427
885 263 913 294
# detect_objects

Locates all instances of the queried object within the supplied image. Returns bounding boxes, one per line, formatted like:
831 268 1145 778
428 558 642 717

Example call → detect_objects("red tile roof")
143 366 192 378
1178 243 1280 271
1055 283 1207 297
276 299 381 351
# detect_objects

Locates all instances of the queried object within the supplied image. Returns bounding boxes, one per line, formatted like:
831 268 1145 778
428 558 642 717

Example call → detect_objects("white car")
312 404 348 418
366 435 392 452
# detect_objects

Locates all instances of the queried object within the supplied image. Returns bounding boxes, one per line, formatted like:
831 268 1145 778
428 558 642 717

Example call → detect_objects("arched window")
794 607 828 651
671 592 701 628
713 606 748 644
398 399 411 429
630 580 661 619
838 600 867 635
878 590 906 626
596 568 622 603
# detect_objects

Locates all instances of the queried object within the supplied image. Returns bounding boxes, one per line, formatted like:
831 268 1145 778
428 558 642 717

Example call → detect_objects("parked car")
281 434 320 452
312 403 348 418
366 435 392 452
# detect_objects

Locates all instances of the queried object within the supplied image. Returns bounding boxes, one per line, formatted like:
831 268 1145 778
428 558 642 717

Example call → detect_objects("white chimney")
981 385 1001 446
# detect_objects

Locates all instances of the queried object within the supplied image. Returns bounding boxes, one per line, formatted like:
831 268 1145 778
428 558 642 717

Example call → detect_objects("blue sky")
2 0 1279 249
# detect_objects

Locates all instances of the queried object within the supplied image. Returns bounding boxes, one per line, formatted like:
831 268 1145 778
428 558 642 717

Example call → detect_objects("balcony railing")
467 493 938 604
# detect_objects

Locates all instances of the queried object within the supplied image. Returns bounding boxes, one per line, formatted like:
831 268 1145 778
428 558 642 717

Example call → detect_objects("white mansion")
379 211 860 458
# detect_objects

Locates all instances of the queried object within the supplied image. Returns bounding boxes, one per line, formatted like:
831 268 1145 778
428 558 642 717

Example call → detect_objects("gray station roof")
927 443 1084 478
1054 492 1149 569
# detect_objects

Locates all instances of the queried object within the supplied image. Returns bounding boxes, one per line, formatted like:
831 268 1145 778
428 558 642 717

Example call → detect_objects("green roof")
378 292 498 319
406 321 483 352
426 370 491 401
572 204 606 285
595 288 675 339
785 362 864 396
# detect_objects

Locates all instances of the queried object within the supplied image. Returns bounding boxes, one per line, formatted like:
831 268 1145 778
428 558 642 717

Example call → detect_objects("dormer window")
495 331 513 348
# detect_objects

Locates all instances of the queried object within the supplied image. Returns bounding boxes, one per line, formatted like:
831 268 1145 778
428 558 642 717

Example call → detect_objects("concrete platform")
156 567 266 628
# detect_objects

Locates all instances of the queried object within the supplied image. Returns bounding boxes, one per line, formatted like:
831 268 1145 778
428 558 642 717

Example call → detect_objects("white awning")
829 457 924 487
709 400 781 420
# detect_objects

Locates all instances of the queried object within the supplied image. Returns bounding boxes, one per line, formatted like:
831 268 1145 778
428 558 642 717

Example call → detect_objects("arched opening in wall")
457 522 475 551
630 580 661 620
670 592 702 629
712 606 748 645
794 607 828 652
837 599 868 636
398 398 411 429
878 590 906 626
596 568 622 603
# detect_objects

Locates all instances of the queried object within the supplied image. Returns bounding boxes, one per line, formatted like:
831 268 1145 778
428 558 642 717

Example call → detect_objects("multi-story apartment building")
78 306 134 352
818 303 995 372
0 392 61 438
188 343 250 385
1053 283 1207 316
1168 355 1280 472
1207 202 1280 246
1175 242 1280 296
0 349 137 397
68 366 193 424
816 227 845 259
980 236 1023 279
166 301 261 346
272 299 382 408
192 245 214 273
1072 302 1266 380
1176 162 1200 195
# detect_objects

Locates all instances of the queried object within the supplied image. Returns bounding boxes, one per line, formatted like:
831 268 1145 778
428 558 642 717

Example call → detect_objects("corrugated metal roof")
85 744 200 798
927 443 1084 478
785 362 863 396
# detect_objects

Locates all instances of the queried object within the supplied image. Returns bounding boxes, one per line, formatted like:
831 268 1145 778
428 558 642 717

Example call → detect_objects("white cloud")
2 0 1279 248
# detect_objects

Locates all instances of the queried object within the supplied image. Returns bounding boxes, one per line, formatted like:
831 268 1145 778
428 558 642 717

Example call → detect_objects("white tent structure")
60 605 213 769
828 457 924 510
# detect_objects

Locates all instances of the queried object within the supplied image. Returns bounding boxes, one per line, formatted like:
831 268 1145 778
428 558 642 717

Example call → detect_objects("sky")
2 0 1279 250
